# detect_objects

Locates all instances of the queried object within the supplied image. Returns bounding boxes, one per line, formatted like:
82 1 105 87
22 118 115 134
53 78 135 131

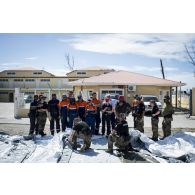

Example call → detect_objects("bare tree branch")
65 53 75 71
185 44 195 66
72 56 75 70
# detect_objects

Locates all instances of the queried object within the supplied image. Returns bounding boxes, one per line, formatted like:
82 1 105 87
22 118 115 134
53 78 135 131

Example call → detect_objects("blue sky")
0 33 194 90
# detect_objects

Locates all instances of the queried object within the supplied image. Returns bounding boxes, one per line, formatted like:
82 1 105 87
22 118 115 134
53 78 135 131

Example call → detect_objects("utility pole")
160 59 165 79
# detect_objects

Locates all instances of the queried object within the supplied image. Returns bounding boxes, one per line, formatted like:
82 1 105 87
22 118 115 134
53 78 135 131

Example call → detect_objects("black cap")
136 96 142 101
164 95 170 100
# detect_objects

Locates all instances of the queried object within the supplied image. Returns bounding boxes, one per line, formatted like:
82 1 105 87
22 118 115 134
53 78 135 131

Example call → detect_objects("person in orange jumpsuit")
85 99 97 134
68 97 78 128
58 95 69 131
77 95 87 121
91 92 101 135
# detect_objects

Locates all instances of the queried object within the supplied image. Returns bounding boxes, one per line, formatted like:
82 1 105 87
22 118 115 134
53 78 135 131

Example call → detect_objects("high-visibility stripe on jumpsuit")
68 104 78 128
77 100 87 121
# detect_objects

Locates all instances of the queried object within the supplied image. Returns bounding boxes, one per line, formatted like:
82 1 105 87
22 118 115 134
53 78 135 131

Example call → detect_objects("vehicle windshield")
143 96 159 102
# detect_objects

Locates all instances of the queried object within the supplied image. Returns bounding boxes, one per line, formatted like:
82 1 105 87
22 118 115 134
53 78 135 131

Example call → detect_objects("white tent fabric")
0 129 195 163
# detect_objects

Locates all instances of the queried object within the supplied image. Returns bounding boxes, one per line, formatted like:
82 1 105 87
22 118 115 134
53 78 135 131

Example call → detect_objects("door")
159 90 170 104
100 89 124 100
9 93 14 102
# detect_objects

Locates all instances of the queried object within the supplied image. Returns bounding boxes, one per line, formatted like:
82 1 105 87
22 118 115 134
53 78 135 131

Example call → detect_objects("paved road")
0 103 195 136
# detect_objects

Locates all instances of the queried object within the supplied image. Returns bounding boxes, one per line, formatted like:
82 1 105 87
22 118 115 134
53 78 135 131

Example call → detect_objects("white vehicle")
141 95 162 113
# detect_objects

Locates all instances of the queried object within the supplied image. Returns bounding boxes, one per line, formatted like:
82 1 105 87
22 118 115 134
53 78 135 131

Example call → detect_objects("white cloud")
62 34 195 60
0 62 23 66
24 56 38 60
105 64 178 73
167 71 195 89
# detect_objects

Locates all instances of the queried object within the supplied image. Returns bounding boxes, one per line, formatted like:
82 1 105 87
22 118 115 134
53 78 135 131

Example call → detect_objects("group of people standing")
28 91 131 137
28 91 174 153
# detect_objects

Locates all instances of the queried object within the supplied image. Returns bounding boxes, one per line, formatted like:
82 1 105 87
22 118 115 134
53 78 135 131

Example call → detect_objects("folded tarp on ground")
0 129 195 163
130 129 195 163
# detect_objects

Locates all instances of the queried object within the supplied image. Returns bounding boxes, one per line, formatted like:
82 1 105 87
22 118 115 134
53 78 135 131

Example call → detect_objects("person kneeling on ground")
69 118 92 152
106 113 131 155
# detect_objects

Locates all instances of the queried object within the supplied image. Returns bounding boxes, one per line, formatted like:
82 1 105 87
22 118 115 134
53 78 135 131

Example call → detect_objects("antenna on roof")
160 59 165 79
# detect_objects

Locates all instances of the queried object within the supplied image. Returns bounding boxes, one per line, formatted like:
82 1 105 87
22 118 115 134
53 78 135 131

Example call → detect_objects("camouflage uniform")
151 118 159 140
162 96 174 138
135 116 144 133
71 120 92 152
108 133 130 151
37 112 47 133
36 100 48 136
72 131 91 151
108 120 130 152
115 100 131 124
134 101 145 133
151 104 160 140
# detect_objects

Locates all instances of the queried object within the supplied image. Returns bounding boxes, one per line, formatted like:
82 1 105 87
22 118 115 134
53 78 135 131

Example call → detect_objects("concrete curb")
174 112 185 115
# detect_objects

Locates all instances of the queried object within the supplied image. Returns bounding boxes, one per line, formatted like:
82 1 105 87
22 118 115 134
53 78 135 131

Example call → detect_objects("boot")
56 129 60 133
51 130 54 136
28 130 34 136
152 137 158 141
95 128 100 135
39 131 46 137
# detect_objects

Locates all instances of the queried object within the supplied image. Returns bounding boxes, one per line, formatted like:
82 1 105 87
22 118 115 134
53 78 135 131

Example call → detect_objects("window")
101 89 124 100
0 92 8 94
33 72 42 75
7 72 15 75
69 79 78 81
24 92 34 95
0 79 8 82
14 79 23 82
143 96 159 102
77 72 86 75
40 79 50 82
25 79 35 82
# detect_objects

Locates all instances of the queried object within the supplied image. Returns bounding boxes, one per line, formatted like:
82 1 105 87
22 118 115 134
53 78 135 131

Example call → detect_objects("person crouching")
106 113 130 154
69 118 92 152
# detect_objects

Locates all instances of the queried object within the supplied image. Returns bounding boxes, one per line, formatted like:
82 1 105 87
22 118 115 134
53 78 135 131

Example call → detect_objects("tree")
65 53 75 71
185 44 195 66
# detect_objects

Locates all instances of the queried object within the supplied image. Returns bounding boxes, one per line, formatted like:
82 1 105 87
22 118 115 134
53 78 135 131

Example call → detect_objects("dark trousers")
50 116 60 132
111 112 116 129
29 114 38 134
61 115 68 131
85 115 95 134
102 113 111 135
78 111 86 121
95 110 101 131
69 113 78 128
37 113 47 134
